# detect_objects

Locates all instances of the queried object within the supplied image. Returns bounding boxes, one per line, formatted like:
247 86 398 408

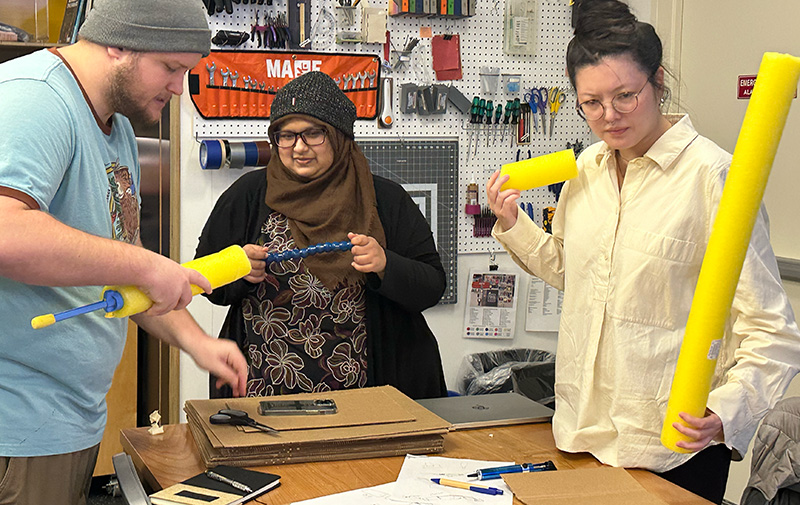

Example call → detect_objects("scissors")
548 87 566 138
524 87 547 136
210 408 279 434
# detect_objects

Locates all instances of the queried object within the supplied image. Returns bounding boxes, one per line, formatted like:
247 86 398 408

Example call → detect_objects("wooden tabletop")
121 423 710 505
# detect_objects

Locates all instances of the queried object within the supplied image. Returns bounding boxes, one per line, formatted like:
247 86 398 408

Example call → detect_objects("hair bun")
573 0 637 39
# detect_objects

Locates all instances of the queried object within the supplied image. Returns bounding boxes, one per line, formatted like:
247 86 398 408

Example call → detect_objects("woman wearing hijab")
196 71 447 400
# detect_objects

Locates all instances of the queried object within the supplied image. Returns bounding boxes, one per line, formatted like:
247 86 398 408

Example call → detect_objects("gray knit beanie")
79 0 211 56
270 71 357 139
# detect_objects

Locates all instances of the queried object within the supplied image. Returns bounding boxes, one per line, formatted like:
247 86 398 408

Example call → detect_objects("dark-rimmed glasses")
273 128 327 148
576 80 649 121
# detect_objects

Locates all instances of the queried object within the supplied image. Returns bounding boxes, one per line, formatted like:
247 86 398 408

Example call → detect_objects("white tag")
707 339 722 360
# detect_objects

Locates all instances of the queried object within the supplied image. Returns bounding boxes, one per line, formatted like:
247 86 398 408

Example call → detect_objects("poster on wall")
525 277 562 332
463 269 518 339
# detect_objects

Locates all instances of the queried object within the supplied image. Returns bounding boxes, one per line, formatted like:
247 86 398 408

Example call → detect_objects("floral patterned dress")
241 212 368 396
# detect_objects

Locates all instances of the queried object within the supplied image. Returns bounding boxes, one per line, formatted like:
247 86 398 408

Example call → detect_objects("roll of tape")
243 142 260 167
255 141 271 166
199 139 226 170
228 141 247 169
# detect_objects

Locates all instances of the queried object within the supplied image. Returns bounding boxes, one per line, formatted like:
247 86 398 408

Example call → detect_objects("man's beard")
107 58 161 128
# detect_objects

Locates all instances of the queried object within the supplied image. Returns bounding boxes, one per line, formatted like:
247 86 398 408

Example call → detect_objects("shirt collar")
594 114 699 171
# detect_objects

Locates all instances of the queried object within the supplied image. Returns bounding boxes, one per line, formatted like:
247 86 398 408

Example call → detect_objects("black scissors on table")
210 409 279 434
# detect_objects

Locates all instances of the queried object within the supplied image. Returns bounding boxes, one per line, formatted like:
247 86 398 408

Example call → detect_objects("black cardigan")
196 169 448 399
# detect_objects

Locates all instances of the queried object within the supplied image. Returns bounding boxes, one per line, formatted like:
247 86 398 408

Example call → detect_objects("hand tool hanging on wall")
518 102 531 144
212 30 250 47
548 87 565 138
378 76 394 127
287 0 311 49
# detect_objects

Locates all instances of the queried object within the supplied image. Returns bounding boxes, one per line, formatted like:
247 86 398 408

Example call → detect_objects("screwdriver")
493 103 503 145
470 96 481 123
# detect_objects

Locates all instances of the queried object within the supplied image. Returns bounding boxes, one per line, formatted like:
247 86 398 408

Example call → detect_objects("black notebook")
149 466 280 505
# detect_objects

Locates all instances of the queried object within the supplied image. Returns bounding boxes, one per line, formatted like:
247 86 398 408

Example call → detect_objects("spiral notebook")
149 466 280 505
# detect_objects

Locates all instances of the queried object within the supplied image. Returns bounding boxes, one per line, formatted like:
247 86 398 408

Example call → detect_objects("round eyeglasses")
576 80 649 121
273 128 327 148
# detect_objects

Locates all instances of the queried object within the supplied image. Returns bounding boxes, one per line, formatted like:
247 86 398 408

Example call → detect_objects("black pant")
655 444 732 504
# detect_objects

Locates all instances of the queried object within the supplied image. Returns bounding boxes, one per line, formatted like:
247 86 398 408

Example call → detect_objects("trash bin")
457 348 555 408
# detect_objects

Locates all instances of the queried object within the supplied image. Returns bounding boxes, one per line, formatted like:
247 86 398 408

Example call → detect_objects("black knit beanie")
269 71 357 139
79 0 211 56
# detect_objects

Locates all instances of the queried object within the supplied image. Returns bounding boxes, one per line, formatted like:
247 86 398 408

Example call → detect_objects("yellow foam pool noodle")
499 149 578 192
661 52 800 453
31 313 57 330
103 245 251 319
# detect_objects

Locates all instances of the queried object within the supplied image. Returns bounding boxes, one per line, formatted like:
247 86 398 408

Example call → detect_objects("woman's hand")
673 409 724 452
348 232 386 275
486 170 521 231
242 244 268 283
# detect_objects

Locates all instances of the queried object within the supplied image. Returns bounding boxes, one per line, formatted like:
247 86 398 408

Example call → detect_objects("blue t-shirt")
0 50 140 457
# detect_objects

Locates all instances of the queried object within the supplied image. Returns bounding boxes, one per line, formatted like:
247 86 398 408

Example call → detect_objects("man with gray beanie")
0 1 247 503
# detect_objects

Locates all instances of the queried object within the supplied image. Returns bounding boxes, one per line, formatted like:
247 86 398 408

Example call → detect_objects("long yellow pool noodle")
661 52 800 453
499 149 578 191
103 245 251 319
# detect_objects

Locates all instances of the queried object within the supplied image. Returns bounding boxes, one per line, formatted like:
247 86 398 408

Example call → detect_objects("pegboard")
358 138 458 304
193 0 592 254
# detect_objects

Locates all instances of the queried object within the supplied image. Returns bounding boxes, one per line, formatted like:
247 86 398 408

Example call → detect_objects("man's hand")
486 171 521 231
139 253 213 317
187 335 248 397
673 410 724 452
348 232 386 275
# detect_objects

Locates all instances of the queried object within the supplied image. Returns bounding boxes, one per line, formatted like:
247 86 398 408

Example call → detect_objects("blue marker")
467 460 557 480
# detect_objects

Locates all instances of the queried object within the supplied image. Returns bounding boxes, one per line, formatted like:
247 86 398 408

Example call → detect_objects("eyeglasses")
576 80 650 121
273 128 327 148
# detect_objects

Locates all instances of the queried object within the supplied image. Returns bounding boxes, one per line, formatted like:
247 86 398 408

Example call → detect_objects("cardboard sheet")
184 386 450 467
186 386 450 450
503 467 669 505
189 386 414 433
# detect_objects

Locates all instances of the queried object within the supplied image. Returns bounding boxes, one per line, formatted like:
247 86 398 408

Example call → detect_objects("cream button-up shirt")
493 115 800 472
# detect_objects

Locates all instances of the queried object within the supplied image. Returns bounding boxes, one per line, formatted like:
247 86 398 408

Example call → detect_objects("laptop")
416 392 554 430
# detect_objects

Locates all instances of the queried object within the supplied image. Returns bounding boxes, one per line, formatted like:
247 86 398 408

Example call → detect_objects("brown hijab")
265 116 386 290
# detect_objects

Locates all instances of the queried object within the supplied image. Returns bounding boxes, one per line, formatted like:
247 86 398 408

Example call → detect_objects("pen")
206 471 253 494
467 460 557 480
431 478 503 495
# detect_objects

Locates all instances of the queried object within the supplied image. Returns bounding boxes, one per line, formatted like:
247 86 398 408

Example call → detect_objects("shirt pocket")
609 226 702 330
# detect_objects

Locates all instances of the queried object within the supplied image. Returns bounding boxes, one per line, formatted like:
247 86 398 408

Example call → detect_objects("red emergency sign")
738 74 797 100
738 75 756 99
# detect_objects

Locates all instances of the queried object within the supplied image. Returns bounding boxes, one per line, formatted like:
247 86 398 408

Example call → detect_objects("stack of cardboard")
185 386 451 467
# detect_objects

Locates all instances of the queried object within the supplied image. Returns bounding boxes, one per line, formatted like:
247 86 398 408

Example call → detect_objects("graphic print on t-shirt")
106 159 139 244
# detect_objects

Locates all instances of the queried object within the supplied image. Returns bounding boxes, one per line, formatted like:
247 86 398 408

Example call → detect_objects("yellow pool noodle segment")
499 149 578 191
31 313 56 330
103 245 251 319
661 52 800 453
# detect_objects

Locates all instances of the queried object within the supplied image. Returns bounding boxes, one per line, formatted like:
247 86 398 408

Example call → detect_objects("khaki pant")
0 444 100 505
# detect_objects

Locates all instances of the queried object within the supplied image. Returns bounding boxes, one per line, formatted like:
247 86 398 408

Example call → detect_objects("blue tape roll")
243 142 260 167
200 139 225 170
